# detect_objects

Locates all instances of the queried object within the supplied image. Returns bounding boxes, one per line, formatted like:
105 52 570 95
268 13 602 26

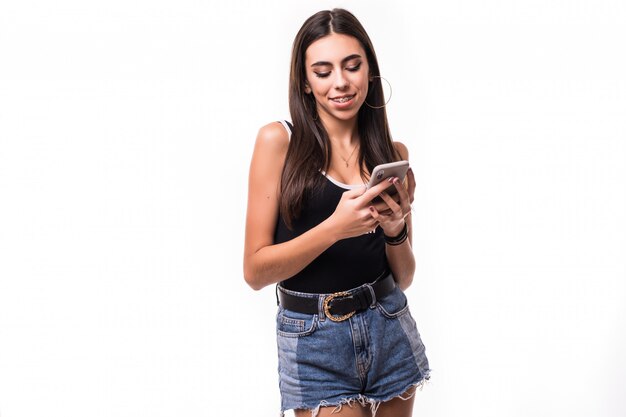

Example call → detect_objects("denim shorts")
275 273 432 417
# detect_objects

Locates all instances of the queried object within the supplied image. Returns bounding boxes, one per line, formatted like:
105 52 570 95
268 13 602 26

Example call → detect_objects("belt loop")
317 294 326 322
275 284 280 306
366 284 377 308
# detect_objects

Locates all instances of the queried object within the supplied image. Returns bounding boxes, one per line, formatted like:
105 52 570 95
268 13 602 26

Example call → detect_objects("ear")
304 83 311 94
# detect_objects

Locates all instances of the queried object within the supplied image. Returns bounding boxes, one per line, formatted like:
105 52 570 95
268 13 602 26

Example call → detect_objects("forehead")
305 33 365 64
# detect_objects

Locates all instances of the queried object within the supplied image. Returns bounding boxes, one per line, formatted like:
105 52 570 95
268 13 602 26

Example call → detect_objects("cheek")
349 73 370 91
363 79 371 93
356 79 370 99
310 80 332 96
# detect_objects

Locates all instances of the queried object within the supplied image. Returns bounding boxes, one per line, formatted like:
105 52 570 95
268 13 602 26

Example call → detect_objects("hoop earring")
364 75 392 109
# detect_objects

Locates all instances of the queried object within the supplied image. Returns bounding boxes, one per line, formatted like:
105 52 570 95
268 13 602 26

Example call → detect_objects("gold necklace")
340 143 359 168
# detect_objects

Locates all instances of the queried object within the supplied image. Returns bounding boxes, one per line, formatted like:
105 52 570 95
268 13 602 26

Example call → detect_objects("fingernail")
369 206 374 211
387 177 393 182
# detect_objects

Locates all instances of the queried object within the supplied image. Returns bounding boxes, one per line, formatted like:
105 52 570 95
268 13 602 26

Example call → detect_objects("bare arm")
384 211 415 291
371 141 416 290
243 122 394 290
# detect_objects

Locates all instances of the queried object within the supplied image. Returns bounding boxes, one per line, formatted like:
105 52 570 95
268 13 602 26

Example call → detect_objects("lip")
330 93 356 100
329 93 356 108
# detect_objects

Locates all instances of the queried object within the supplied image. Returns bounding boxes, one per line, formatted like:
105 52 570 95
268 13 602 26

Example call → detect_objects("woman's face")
304 33 371 122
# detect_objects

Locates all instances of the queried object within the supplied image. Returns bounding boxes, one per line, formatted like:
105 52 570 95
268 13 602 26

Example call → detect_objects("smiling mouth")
330 94 355 103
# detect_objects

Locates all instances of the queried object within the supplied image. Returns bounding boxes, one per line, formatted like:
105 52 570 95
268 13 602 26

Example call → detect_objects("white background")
1 1 625 416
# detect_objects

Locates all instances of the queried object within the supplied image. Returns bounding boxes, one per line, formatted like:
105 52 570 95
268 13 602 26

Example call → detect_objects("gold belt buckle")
323 291 355 322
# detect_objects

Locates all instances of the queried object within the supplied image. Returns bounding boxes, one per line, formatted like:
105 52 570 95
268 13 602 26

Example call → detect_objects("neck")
319 114 359 147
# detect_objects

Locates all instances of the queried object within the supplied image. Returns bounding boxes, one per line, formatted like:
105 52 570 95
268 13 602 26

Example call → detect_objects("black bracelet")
384 222 408 245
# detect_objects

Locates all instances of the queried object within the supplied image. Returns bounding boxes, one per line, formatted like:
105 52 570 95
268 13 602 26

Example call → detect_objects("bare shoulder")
248 121 290 195
254 121 290 155
393 140 410 161
244 122 291 282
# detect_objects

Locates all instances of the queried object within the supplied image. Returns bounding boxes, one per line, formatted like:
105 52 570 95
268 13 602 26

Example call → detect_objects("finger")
390 178 413 218
363 220 379 234
359 178 394 205
392 177 411 207
371 198 396 212
406 168 416 204
378 191 402 214
368 206 386 231
372 191 400 209
371 199 394 216
371 199 388 211
368 205 380 221
342 185 367 199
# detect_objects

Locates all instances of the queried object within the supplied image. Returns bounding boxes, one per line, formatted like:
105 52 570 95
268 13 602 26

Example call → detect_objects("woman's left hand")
368 175 412 237
371 167 415 213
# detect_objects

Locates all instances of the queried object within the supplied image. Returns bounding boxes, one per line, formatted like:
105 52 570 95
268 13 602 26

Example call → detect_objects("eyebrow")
310 54 362 67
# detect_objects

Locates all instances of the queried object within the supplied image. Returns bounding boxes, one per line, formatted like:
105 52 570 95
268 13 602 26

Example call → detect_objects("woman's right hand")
327 179 395 240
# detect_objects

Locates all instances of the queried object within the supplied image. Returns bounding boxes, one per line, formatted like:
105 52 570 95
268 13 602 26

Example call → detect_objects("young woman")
243 8 431 417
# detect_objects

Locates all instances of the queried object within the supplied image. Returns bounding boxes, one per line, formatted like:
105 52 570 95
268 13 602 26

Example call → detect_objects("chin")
326 109 360 121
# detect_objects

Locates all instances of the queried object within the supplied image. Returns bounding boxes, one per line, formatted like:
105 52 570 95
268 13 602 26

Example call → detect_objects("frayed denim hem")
279 371 432 417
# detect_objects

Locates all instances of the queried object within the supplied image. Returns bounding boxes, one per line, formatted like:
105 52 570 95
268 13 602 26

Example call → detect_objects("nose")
333 71 349 90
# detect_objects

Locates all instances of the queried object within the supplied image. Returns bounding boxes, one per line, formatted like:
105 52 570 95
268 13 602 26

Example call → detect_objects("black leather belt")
277 272 396 322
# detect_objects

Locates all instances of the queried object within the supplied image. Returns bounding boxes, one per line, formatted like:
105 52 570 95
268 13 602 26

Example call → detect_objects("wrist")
382 221 406 239
383 221 408 246
320 217 341 244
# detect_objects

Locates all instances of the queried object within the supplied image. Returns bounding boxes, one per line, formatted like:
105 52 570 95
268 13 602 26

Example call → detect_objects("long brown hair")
279 8 401 229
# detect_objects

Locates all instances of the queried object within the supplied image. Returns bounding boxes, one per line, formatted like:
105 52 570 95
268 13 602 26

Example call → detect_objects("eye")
347 63 362 72
315 72 330 78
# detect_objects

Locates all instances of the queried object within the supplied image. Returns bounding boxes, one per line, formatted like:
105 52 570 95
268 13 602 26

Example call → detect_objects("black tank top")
274 120 389 294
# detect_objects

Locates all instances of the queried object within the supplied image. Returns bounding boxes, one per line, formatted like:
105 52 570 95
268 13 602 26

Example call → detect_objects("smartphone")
366 160 410 201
